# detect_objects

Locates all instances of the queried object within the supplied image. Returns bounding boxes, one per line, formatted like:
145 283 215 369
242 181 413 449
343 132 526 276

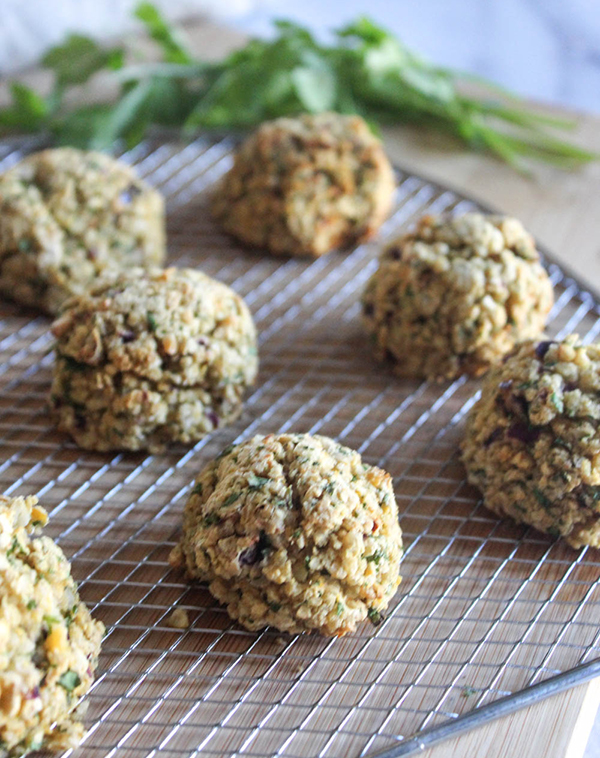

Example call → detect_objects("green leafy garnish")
203 512 221 526
192 482 204 496
134 2 193 65
0 83 49 133
0 3 594 171
27 599 37 610
43 35 124 87
58 670 82 693
146 312 158 332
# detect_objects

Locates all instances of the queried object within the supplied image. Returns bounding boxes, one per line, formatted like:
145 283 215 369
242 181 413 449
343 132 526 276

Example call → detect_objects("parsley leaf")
0 83 49 133
42 34 124 86
135 2 193 64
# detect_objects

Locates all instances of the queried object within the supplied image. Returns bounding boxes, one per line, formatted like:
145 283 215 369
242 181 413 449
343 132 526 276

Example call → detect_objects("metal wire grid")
0 135 599 758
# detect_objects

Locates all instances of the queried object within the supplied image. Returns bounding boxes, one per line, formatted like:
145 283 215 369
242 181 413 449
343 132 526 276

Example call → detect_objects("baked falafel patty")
0 494 104 755
362 213 553 380
212 113 395 258
50 267 258 452
462 336 600 548
170 433 403 636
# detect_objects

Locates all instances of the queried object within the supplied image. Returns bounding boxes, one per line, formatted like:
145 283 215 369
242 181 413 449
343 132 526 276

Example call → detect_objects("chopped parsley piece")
248 474 270 490
533 487 552 509
554 437 570 450
64 605 79 626
27 599 37 610
146 312 158 331
365 550 386 565
222 492 241 507
217 444 235 459
192 482 204 496
6 537 23 557
461 685 477 698
203 513 221 526
269 602 282 612
63 356 88 372
367 607 384 626
58 670 81 693
336 601 344 616
550 392 564 413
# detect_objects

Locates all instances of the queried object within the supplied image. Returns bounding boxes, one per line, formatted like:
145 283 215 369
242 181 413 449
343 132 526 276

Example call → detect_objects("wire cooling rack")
0 135 599 758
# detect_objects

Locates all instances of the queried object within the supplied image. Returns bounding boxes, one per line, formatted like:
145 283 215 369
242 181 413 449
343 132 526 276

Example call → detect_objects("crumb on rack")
166 608 190 629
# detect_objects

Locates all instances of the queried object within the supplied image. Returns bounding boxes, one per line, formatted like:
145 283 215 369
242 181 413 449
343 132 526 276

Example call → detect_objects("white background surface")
234 0 600 114
0 0 599 754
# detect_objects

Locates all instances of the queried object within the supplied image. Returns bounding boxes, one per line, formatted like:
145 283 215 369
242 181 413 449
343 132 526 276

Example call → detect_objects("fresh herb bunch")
0 2 595 170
